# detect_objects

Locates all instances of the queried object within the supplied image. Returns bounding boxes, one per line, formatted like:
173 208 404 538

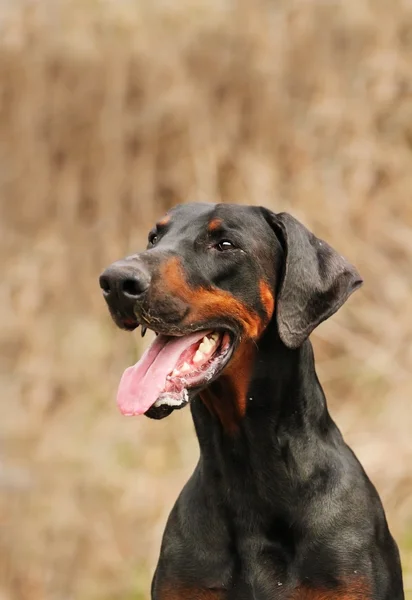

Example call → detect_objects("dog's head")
100 203 362 419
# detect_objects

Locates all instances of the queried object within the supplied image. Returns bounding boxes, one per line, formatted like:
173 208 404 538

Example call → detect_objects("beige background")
0 0 411 598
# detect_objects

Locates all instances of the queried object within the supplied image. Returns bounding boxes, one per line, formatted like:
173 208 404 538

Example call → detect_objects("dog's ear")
264 211 363 349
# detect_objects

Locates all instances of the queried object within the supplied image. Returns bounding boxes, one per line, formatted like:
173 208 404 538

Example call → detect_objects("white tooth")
198 341 209 354
202 336 216 352
206 335 218 348
211 333 219 342
193 350 205 364
180 362 191 373
172 369 180 377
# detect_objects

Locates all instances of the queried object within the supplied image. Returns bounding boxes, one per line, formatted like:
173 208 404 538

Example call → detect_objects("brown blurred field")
0 0 411 598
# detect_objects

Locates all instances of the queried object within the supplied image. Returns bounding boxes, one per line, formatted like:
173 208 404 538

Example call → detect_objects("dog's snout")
99 261 150 303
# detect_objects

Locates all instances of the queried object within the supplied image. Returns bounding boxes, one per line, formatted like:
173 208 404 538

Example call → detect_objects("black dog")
100 203 404 600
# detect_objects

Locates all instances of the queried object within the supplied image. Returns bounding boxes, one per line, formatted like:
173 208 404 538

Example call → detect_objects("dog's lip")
146 326 238 347
115 310 240 344
127 316 240 342
112 302 241 342
110 310 140 331
123 318 139 331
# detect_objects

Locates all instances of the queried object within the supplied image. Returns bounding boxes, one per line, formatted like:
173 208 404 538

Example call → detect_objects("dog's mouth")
116 329 234 419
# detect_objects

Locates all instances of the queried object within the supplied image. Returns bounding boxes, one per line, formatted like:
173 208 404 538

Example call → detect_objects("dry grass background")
0 0 412 598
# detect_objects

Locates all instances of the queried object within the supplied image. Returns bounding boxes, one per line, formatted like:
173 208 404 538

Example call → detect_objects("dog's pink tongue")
116 331 207 416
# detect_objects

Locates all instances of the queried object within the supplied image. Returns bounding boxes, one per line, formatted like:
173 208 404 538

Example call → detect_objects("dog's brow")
157 215 171 228
207 218 223 232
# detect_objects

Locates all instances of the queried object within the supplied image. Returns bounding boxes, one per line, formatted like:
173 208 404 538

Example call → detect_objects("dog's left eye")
215 240 236 251
148 232 158 246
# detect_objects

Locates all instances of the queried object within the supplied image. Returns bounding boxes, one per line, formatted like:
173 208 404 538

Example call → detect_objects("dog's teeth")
171 362 191 377
169 362 192 378
198 340 210 354
199 336 216 354
211 333 219 342
193 350 205 364
141 326 147 337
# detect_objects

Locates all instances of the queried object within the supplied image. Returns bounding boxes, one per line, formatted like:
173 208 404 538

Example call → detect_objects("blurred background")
0 0 411 598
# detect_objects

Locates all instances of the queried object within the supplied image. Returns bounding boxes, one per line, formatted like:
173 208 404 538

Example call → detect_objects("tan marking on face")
158 215 171 227
161 257 263 339
259 280 275 321
200 340 255 434
207 218 223 232
160 257 266 433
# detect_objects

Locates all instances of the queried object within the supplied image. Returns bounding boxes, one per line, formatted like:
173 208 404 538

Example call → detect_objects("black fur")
100 203 404 599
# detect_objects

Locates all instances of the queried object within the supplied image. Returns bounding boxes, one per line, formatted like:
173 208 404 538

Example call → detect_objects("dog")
100 203 404 599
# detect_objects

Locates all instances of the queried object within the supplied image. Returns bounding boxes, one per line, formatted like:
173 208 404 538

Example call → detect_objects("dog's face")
100 203 362 419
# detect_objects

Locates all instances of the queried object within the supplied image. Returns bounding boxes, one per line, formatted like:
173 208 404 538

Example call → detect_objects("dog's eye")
148 232 158 246
215 240 236 251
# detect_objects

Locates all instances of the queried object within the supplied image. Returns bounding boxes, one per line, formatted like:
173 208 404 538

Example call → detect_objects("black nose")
99 260 150 305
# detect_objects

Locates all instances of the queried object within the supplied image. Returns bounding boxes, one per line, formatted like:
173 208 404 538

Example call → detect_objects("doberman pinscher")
99 203 404 600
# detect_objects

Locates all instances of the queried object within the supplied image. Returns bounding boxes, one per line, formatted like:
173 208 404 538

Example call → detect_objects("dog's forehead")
212 204 269 232
159 203 267 236
163 203 214 230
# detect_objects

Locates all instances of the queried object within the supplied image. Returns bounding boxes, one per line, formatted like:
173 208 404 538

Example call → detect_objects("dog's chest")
156 500 296 598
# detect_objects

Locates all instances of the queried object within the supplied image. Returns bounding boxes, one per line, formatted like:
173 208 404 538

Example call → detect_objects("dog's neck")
191 322 340 502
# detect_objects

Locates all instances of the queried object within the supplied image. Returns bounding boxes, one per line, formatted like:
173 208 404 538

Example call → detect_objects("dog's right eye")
215 240 236 252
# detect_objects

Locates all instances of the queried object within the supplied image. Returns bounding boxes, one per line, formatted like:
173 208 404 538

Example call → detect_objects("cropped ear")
265 211 363 349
